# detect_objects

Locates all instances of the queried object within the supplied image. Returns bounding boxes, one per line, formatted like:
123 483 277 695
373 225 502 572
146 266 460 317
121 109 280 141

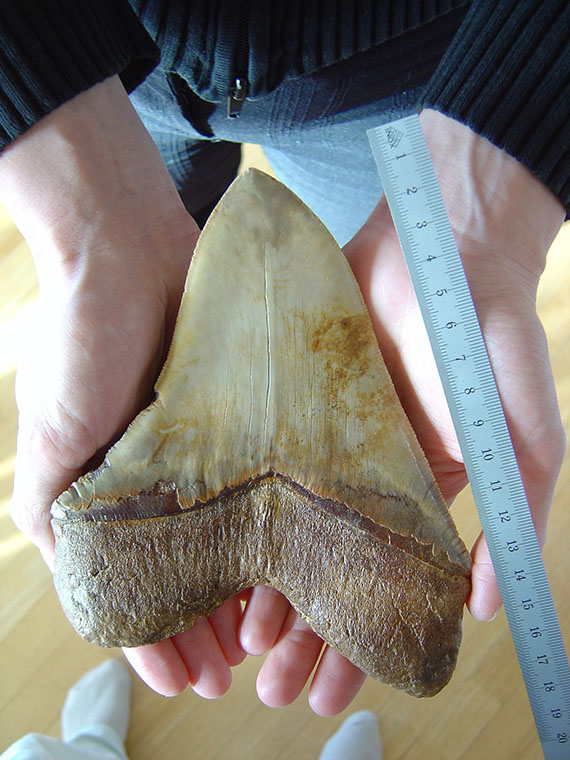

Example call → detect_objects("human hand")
2 76 367 712
344 109 566 622
3 74 366 714
1 76 248 700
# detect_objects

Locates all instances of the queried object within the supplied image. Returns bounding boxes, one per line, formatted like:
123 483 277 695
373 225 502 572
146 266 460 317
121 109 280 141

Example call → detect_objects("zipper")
227 1 250 118
227 77 248 118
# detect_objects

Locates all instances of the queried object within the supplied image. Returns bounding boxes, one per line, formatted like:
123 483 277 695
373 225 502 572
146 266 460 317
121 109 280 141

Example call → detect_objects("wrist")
0 75 198 293
419 109 565 296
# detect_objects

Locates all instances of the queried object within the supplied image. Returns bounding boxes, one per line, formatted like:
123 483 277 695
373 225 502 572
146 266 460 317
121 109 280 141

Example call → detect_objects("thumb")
12 368 91 573
11 420 83 573
468 532 502 622
11 298 99 571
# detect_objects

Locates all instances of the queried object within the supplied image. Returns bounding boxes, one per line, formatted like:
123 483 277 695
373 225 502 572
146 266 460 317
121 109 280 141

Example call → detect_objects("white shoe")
61 659 131 745
319 710 383 760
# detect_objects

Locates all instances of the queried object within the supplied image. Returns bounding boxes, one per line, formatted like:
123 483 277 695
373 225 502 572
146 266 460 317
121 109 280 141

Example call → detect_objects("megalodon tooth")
52 169 471 698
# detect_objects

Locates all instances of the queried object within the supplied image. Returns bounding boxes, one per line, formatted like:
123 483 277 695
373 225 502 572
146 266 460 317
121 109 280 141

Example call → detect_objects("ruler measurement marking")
368 116 570 760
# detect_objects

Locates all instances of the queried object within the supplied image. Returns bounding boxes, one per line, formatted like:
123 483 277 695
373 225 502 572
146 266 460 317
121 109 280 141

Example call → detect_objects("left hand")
236 110 566 715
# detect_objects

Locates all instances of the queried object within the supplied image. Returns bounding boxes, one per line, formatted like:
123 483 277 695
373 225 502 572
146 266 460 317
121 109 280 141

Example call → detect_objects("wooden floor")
1 145 568 759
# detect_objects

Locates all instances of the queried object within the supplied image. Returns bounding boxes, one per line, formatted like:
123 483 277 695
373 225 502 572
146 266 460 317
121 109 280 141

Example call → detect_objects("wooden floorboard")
1 145 568 759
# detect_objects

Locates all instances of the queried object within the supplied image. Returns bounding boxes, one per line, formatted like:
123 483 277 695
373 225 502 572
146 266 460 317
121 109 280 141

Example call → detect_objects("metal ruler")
367 114 570 759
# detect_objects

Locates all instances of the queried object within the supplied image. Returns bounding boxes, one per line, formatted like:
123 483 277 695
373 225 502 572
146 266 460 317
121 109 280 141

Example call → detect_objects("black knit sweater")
0 0 568 213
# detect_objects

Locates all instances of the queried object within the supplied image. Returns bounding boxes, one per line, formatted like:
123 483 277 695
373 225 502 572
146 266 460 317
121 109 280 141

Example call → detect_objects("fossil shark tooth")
52 168 471 698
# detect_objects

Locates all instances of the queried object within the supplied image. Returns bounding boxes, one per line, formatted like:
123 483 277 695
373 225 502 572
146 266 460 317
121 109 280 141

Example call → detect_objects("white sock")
61 659 131 745
318 710 383 760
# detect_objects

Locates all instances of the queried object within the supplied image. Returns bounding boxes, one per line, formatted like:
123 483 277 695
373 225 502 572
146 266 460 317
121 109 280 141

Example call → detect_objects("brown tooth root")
52 169 471 699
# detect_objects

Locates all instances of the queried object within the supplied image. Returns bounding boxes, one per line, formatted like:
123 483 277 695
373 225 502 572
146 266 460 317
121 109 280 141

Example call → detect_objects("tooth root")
52 169 471 698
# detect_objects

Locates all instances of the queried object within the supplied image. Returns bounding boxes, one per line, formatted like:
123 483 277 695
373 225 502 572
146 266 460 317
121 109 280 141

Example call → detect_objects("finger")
256 607 324 708
10 486 56 571
308 646 367 716
10 305 99 568
122 639 189 697
207 596 247 666
171 617 232 699
468 531 502 621
123 617 233 700
11 412 84 570
239 585 291 655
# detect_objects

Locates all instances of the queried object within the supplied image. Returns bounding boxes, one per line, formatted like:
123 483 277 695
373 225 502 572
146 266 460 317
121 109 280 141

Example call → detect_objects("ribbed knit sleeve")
422 0 570 214
0 0 160 150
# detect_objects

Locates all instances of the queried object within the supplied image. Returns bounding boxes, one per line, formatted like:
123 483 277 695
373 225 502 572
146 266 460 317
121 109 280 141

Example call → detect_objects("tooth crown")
52 169 470 698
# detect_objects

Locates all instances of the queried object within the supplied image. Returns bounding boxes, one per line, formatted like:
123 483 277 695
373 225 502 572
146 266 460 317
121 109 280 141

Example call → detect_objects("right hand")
2 75 367 713
2 75 249 698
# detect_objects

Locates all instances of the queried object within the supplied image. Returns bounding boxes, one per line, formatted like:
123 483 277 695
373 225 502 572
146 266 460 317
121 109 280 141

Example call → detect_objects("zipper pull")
227 77 248 118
